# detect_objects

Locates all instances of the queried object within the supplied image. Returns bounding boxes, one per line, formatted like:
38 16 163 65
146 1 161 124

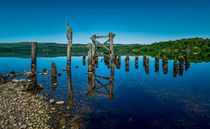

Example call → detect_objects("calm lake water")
0 56 210 129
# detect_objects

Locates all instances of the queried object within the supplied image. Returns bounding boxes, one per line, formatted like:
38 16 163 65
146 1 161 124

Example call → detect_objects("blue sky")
0 0 210 44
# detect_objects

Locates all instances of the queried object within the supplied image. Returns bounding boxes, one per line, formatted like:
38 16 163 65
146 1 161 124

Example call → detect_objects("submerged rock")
49 99 55 104
56 101 64 105
12 78 19 83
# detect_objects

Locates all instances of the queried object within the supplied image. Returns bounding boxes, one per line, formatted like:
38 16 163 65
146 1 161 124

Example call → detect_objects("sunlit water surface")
0 56 210 129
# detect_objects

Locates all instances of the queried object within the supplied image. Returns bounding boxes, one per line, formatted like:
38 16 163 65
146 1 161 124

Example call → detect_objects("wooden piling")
82 55 86 66
179 57 184 76
162 56 168 74
143 56 149 74
125 56 129 72
87 43 92 72
173 60 178 77
31 42 37 86
67 69 73 107
135 56 138 69
155 57 159 72
51 62 57 91
109 32 115 63
66 22 72 69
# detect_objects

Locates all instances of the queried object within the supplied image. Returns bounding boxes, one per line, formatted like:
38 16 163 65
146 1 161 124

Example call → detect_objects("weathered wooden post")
87 43 92 73
162 56 168 74
83 56 86 66
67 69 73 107
31 42 37 86
117 55 121 69
125 56 130 72
109 32 115 64
31 42 37 73
66 22 72 70
109 61 115 101
155 57 159 72
135 56 139 69
95 56 98 68
143 56 149 74
51 62 57 91
173 60 178 78
179 57 184 76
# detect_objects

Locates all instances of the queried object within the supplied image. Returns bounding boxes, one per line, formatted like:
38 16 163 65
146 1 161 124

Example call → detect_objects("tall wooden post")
66 22 72 70
109 32 115 64
87 43 92 73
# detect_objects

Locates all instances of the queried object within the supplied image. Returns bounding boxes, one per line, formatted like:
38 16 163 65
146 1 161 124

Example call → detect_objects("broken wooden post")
173 60 178 78
31 42 37 86
125 56 130 72
66 22 72 70
179 56 184 76
109 61 115 101
87 43 92 73
67 69 73 107
135 56 138 69
155 57 159 72
143 56 149 74
95 56 98 68
83 56 86 66
31 42 37 73
162 56 168 74
109 32 115 64
51 62 57 91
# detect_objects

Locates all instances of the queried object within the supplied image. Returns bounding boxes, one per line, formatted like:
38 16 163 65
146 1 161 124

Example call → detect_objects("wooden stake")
66 22 72 69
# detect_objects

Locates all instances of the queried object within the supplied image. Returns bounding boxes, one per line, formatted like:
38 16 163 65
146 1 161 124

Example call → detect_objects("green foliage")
0 38 209 62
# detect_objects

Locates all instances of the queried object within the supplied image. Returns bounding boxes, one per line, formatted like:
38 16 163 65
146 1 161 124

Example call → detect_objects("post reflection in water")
125 56 129 72
143 55 149 74
162 56 168 74
179 57 184 76
51 62 57 91
135 56 138 69
67 69 73 107
173 60 179 78
86 57 115 100
83 56 86 66
185 58 191 71
115 55 121 69
155 57 159 73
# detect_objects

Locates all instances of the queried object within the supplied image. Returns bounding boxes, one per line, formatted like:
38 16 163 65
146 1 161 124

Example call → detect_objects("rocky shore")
0 82 57 128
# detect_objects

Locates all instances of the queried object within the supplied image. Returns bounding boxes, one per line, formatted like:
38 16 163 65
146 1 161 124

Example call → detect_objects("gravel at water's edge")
0 82 58 129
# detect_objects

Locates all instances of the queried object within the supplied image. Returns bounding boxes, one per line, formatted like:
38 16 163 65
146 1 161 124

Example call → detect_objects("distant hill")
0 38 209 62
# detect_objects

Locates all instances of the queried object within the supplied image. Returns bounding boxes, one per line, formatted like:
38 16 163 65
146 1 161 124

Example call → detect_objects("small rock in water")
63 114 71 118
43 73 48 75
27 79 32 82
58 73 62 76
46 76 50 79
53 83 58 86
49 99 55 104
12 78 19 83
19 79 26 83
71 123 80 129
43 69 47 72
71 115 83 122
59 118 66 125
56 101 64 105
75 66 78 68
